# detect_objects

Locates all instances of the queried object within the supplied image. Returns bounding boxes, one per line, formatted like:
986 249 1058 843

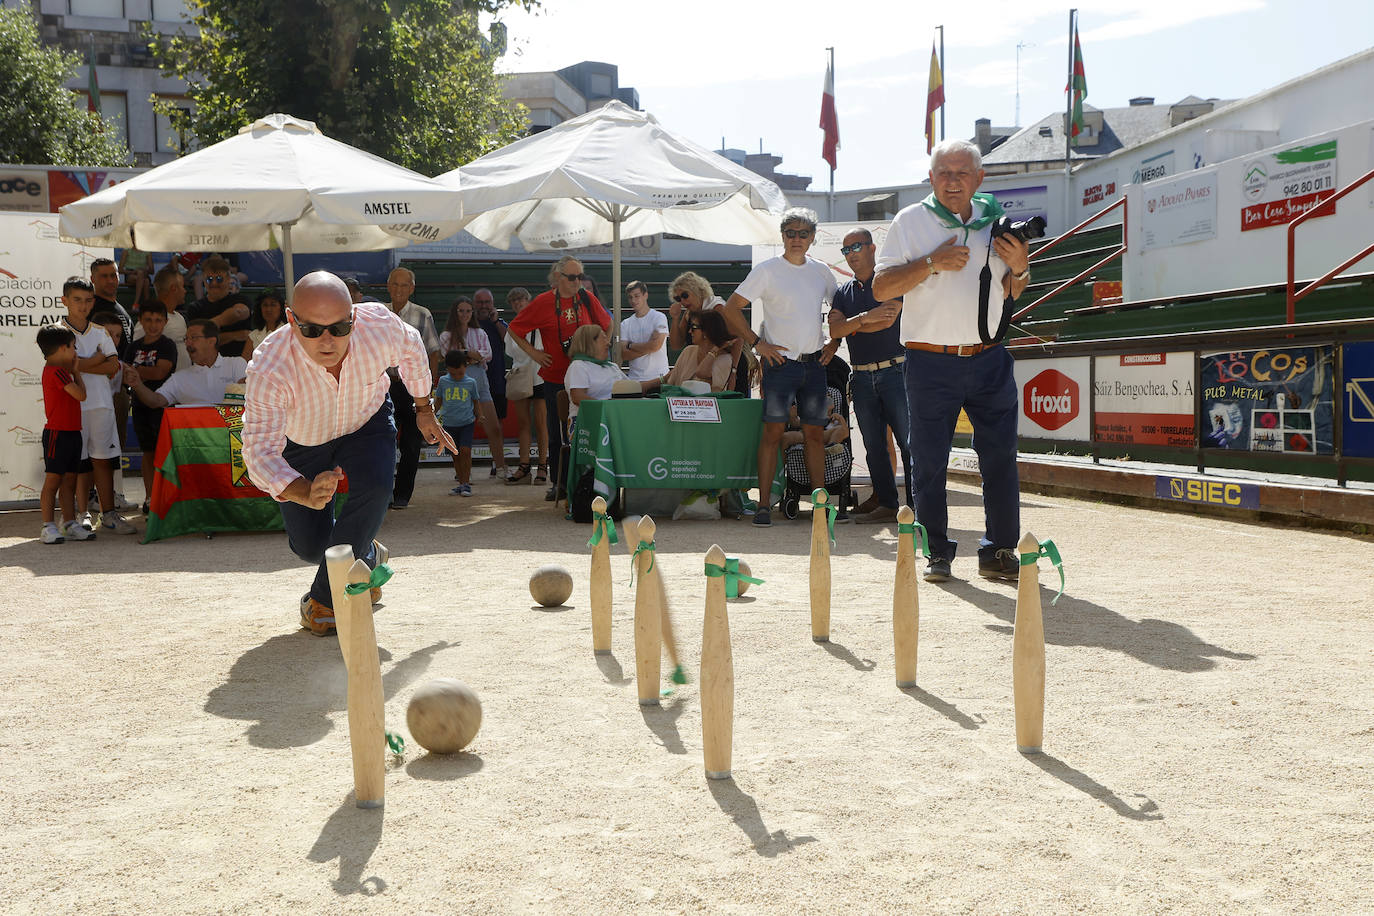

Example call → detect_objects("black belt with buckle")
793 349 825 363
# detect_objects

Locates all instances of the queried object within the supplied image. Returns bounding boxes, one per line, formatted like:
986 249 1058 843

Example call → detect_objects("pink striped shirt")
243 303 432 499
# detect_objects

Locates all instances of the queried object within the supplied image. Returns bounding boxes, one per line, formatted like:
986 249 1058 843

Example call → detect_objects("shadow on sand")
307 796 386 896
1025 752 1163 821
707 780 818 857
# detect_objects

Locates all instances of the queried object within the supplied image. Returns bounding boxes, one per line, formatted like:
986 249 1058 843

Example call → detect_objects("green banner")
569 399 765 498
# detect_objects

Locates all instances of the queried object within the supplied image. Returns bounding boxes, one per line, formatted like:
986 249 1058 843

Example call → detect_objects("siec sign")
1023 368 1079 431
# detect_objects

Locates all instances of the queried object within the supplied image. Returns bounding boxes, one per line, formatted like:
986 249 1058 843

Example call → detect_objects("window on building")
153 98 194 155
75 90 128 150
588 73 613 98
150 0 189 21
69 0 124 16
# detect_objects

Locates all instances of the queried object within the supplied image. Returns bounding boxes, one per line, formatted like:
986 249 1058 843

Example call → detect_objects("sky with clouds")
485 0 1374 190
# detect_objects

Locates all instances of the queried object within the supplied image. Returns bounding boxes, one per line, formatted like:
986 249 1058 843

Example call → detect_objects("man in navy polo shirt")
826 228 912 524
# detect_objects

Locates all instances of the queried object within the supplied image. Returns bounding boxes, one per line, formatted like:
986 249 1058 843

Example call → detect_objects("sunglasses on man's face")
289 308 354 339
560 271 586 281
206 274 227 283
783 228 813 239
839 242 870 255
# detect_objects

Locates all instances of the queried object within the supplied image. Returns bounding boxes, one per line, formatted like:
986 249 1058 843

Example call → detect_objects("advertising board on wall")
1239 140 1337 232
1093 352 1195 447
989 185 1049 227
1131 149 1174 186
0 213 111 505
1140 172 1218 251
1200 347 1335 454
1013 357 1091 441
1341 342 1374 459
0 168 138 214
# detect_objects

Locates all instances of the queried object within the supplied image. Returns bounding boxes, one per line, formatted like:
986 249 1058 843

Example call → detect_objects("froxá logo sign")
1024 369 1079 431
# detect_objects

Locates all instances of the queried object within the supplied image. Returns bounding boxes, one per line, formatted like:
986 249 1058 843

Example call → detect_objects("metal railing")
1014 196 1126 322
1286 166 1374 323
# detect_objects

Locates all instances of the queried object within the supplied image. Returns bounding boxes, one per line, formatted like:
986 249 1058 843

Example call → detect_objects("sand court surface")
2 473 1370 913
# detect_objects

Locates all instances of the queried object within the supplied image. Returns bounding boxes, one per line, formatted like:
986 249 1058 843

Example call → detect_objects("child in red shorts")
37 325 91 543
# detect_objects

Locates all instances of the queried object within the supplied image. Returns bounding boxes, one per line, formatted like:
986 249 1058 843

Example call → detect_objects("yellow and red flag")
924 42 944 154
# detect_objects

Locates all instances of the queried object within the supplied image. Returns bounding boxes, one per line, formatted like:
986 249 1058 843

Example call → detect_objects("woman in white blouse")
564 325 660 419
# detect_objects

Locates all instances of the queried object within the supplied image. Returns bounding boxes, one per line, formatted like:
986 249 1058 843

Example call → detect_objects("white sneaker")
112 491 131 509
41 523 64 544
87 493 100 515
79 512 96 531
63 520 95 541
102 512 137 535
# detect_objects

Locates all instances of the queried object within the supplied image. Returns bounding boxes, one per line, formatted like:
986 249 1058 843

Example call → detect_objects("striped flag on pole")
820 58 839 171
924 42 944 154
87 44 102 116
1066 23 1088 145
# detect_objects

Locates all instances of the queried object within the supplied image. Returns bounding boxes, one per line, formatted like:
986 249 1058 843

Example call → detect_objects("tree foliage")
150 0 535 173
0 5 131 166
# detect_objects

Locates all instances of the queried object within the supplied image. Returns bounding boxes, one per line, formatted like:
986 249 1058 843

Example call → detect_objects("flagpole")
937 26 945 142
1064 9 1076 227
827 46 835 222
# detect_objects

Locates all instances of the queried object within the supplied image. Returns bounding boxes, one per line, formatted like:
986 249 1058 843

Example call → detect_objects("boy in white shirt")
617 280 669 381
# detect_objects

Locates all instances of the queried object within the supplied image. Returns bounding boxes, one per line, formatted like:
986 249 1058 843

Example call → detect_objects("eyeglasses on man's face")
783 228 813 239
206 274 227 283
559 271 585 282
839 242 870 255
288 308 355 339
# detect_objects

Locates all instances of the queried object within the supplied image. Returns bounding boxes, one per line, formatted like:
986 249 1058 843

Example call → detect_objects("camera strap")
976 231 1015 346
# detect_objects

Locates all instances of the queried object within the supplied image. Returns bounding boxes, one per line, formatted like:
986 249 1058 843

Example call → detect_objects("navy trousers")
279 398 396 607
903 346 1020 562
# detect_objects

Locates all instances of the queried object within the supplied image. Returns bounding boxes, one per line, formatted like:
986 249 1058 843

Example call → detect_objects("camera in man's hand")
990 215 1047 243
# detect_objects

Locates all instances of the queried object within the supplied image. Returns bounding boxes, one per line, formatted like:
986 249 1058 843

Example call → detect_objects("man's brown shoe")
300 595 336 637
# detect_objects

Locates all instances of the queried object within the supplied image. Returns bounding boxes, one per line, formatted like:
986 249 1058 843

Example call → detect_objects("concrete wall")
1123 119 1374 300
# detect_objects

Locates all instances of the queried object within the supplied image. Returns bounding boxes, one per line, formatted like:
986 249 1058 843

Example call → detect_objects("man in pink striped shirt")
243 271 455 636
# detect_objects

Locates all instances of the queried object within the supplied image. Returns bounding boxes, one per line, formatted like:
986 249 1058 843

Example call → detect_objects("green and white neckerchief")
570 353 614 368
919 192 1005 243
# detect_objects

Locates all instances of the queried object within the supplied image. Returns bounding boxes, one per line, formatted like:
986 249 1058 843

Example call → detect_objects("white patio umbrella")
59 113 464 299
436 100 788 333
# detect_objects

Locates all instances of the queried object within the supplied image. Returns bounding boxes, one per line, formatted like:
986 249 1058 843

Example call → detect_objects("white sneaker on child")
63 521 95 541
41 523 64 544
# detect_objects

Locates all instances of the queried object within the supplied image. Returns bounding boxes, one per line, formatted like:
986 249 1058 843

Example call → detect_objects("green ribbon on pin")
898 521 931 558
1019 539 1066 604
704 559 765 598
586 511 618 548
344 563 393 595
385 730 405 757
629 539 655 585
811 488 838 546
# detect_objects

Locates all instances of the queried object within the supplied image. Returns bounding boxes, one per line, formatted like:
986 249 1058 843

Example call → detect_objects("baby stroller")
779 358 855 520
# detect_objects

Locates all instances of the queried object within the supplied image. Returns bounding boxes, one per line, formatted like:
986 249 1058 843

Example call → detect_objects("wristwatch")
1012 267 1031 282
925 255 937 274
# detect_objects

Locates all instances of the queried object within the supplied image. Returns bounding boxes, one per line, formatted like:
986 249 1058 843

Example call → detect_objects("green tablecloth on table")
568 398 765 499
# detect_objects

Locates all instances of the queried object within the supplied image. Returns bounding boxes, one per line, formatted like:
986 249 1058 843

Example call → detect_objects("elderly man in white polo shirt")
241 271 455 637
124 320 247 408
720 207 837 528
872 139 1032 584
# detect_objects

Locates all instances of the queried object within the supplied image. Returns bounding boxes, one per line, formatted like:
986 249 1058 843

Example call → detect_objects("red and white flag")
819 59 839 171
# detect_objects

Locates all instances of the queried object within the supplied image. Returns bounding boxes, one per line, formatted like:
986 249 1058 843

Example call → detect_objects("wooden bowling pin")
893 506 919 688
325 545 356 670
809 489 831 643
325 545 386 808
589 495 613 655
1012 531 1045 754
632 516 663 706
701 544 734 780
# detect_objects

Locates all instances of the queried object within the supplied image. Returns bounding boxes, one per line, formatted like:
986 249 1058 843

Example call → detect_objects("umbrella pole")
281 222 296 304
611 215 622 346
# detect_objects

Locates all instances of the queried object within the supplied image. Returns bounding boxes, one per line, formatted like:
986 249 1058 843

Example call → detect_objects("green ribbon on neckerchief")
344 563 393 595
629 538 655 585
812 488 838 547
1019 538 1065 604
587 510 618 547
919 192 1005 241
898 521 931 559
385 730 405 758
570 353 614 367
704 559 765 599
